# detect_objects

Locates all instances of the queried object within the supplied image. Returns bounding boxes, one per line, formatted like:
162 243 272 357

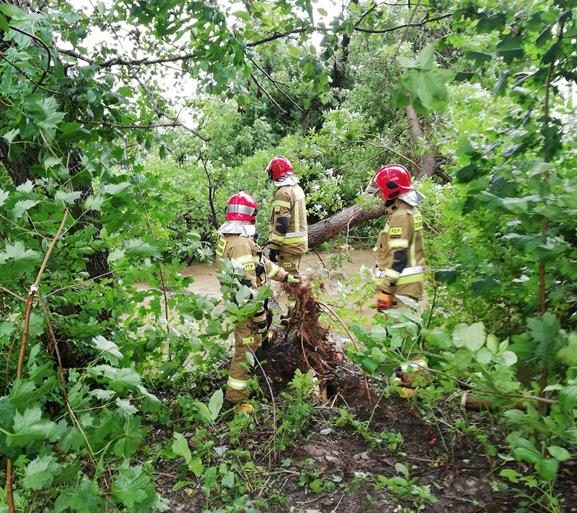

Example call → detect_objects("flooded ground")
180 249 376 298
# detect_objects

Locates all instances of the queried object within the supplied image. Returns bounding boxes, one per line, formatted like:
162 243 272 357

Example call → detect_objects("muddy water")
180 249 376 297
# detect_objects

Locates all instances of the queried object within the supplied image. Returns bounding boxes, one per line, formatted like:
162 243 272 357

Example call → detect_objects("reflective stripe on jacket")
215 233 287 289
374 201 426 299
268 184 308 255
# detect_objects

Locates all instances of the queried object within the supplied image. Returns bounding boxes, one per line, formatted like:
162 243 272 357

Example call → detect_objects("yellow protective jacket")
374 200 426 300
268 184 308 256
216 233 287 289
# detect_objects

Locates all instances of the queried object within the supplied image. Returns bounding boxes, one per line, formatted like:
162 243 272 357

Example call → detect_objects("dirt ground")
145 273 576 513
147 355 576 513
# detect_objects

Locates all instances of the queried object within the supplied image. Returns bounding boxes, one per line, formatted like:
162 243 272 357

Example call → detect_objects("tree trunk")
405 105 437 179
308 202 386 248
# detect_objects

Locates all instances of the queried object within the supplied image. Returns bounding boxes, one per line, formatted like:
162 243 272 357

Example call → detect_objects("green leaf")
434 267 459 283
84 195 105 211
92 335 123 364
486 335 499 354
117 86 134 97
453 348 472 369
115 398 138 416
43 156 62 169
476 12 506 32
9 380 36 410
475 347 493 365
309 478 323 492
0 241 41 264
453 322 485 351
54 477 104 513
123 239 160 258
361 356 379 374
208 389 223 420
547 446 571 462
22 455 61 490
0 12 9 31
221 471 235 488
560 384 577 414
557 333 577 366
193 401 213 424
188 457 204 478
202 466 218 496
13 199 39 218
497 351 518 367
172 432 192 464
422 328 451 349
55 190 82 204
60 122 81 136
7 407 58 447
102 182 130 195
16 180 34 193
0 3 24 17
111 463 157 513
513 447 542 464
536 458 558 481
0 189 9 207
500 468 522 483
394 462 409 478
465 51 493 65
454 163 479 183
88 365 142 393
3 128 19 144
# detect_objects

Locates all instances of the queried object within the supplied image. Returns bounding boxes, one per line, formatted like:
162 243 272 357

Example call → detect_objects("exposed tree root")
257 282 352 402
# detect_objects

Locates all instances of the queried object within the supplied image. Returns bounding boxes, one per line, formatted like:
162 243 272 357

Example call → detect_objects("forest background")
0 0 576 512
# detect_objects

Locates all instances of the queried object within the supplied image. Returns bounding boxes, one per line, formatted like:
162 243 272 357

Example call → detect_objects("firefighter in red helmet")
368 164 426 310
216 192 299 414
265 156 308 318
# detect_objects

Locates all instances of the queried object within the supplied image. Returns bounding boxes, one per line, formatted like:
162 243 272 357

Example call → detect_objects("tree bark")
308 202 386 248
405 105 437 179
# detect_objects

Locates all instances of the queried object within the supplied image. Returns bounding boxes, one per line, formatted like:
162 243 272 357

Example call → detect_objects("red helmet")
225 192 258 223
266 156 294 181
373 164 412 201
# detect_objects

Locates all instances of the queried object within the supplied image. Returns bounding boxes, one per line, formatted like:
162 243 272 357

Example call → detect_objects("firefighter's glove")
269 248 278 263
376 292 394 311
285 275 300 284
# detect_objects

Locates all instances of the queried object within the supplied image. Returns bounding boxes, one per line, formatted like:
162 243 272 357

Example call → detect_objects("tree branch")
57 47 197 68
250 73 288 113
6 209 68 513
77 118 207 140
248 55 304 112
246 27 313 47
355 12 452 34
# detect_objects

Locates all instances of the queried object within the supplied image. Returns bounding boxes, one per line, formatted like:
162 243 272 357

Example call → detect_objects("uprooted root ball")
256 281 344 399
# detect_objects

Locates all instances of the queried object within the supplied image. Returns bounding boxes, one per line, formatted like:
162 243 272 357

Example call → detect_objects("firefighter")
265 156 308 318
368 164 426 311
216 192 299 414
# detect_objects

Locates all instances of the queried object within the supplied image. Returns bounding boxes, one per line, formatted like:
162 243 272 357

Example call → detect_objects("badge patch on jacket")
216 238 227 256
413 213 423 230
389 227 403 239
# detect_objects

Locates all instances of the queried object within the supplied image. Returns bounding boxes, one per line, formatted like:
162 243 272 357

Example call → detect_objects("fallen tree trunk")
307 202 386 248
